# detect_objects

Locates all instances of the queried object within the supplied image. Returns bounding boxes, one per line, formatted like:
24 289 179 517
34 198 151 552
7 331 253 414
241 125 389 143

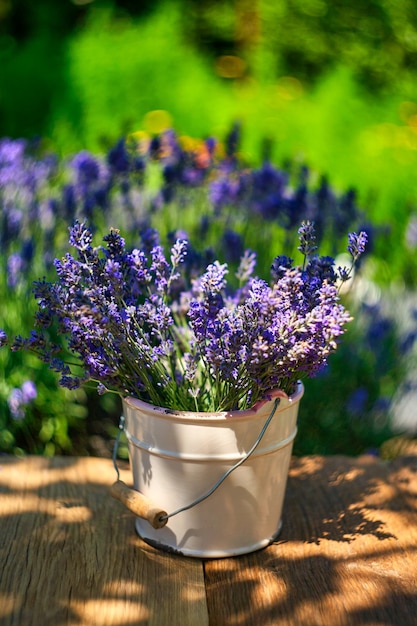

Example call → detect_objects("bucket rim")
122 381 304 422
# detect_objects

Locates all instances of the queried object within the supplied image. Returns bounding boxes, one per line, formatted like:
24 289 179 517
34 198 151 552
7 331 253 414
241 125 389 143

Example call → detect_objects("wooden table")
1 454 417 626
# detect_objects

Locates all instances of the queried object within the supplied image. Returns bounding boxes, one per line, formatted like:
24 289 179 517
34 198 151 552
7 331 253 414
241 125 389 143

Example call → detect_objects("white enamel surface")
123 383 303 558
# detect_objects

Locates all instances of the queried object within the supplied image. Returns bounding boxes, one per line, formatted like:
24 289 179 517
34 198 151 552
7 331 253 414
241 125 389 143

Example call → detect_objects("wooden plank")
204 454 417 626
0 456 209 626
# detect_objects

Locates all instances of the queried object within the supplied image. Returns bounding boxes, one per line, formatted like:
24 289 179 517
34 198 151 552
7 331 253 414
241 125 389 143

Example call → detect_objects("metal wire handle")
112 398 280 521
112 413 125 482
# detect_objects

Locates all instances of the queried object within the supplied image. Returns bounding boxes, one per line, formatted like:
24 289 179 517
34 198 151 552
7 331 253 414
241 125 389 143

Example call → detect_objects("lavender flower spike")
236 250 257 284
347 231 368 260
298 220 318 257
0 330 8 347
170 239 188 268
199 260 228 295
2 221 363 413
69 220 93 253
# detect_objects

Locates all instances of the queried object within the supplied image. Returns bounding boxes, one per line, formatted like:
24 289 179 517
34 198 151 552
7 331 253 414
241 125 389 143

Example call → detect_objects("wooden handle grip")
110 480 168 529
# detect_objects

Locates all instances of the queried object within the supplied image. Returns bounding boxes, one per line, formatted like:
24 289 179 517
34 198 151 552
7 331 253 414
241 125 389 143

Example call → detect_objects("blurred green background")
2 0 417 458
2 0 417 277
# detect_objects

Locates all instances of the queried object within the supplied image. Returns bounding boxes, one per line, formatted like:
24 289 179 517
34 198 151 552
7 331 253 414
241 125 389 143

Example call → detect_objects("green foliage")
36 5 417 286
184 0 417 90
50 3 236 153
2 0 417 456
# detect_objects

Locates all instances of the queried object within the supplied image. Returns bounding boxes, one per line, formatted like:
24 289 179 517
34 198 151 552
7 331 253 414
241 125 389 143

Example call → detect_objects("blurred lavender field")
2 1 417 456
1 129 417 458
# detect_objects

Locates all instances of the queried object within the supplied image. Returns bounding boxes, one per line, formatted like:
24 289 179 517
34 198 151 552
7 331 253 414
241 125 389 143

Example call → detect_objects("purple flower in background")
236 250 257 284
1 206 23 246
71 151 102 187
21 380 37 403
248 162 288 221
107 137 145 177
7 380 37 420
225 122 241 158
222 230 244 263
0 330 7 347
346 387 368 417
107 138 130 174
140 227 160 253
62 184 77 221
405 214 417 248
67 150 111 218
7 253 24 288
8 388 25 420
0 138 56 253
209 176 242 212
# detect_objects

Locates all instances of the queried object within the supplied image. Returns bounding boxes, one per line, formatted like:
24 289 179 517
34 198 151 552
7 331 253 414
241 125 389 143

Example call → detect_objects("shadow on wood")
0 456 208 626
1 454 417 625
204 454 417 626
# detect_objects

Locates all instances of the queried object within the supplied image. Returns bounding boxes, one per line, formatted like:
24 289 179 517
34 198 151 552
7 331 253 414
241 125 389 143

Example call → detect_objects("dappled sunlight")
285 455 325 478
70 599 150 625
0 493 92 523
205 530 417 626
0 593 16 619
1 454 417 624
0 456 208 626
202 453 417 623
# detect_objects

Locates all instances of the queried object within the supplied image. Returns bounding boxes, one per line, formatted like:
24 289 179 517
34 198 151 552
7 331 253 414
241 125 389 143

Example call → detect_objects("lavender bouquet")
1 220 367 413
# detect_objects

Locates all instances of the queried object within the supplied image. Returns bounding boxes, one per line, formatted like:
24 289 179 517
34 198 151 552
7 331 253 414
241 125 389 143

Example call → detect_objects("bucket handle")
110 398 281 530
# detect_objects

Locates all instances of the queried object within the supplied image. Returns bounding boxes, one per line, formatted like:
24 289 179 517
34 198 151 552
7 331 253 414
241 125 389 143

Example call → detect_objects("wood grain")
1 454 417 625
0 456 208 626
204 454 417 626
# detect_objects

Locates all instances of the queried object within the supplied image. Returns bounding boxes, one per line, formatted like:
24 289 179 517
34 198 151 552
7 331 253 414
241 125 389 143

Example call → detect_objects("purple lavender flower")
8 388 25 420
7 381 37 420
71 151 102 188
209 176 242 212
248 162 288 221
346 387 368 417
1 206 23 247
140 227 160 253
347 231 368 260
225 122 241 158
60 375 83 390
222 230 244 263
69 221 93 254
170 239 188 269
66 150 111 218
1 220 366 412
62 184 77 221
21 380 37 403
103 228 126 259
271 255 294 282
198 261 228 295
0 138 57 257
306 255 337 285
0 330 8 347
97 382 108 395
298 220 318 257
7 253 24 289
405 214 417 248
236 250 257 284
107 138 131 174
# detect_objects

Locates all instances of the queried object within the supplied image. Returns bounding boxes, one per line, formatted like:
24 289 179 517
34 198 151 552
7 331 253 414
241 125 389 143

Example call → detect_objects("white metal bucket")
122 382 304 558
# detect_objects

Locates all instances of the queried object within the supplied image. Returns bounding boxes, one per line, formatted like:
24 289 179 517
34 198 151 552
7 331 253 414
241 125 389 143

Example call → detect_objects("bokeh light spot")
143 110 173 134
276 76 303 100
215 55 246 79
